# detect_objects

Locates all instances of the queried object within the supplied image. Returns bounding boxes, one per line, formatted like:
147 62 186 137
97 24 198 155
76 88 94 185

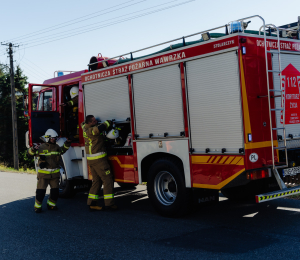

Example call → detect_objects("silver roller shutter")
84 76 130 122
272 52 300 147
133 65 184 138
186 51 243 153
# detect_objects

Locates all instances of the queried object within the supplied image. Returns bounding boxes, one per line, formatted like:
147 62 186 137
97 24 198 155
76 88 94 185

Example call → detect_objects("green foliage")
0 65 34 168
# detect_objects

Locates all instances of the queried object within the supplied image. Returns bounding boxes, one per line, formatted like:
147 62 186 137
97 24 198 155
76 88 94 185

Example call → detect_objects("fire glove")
106 120 113 131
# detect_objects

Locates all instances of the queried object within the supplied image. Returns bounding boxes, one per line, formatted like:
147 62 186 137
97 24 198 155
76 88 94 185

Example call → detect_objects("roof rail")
88 15 267 67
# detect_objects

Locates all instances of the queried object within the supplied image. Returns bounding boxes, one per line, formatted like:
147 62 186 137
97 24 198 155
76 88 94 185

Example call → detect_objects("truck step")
71 158 82 161
256 185 300 203
274 146 286 150
269 89 282 92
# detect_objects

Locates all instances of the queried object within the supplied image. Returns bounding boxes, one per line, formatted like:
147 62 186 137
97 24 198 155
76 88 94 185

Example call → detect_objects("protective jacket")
67 96 78 107
81 121 110 161
28 141 70 174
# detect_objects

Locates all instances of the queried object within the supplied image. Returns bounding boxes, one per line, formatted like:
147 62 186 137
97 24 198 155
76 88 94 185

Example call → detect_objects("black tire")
147 157 192 217
59 160 75 198
117 182 138 189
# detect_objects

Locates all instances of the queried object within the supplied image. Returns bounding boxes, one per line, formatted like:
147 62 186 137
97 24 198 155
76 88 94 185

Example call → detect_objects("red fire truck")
26 15 300 216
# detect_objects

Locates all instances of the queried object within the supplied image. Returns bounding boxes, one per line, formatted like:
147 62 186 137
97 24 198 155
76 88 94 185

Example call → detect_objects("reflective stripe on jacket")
81 121 110 160
28 141 70 170
67 96 78 107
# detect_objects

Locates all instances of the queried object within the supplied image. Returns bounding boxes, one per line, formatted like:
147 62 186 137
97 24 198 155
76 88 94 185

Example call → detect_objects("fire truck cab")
26 15 300 217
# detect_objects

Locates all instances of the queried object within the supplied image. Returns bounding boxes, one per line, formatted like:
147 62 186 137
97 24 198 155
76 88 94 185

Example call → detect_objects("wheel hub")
154 171 177 206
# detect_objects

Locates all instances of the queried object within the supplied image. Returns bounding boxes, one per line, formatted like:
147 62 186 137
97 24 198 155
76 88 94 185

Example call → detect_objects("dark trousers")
35 172 59 207
87 157 115 207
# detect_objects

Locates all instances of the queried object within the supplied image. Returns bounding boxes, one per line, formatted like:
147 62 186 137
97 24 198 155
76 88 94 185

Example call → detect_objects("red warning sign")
281 64 300 124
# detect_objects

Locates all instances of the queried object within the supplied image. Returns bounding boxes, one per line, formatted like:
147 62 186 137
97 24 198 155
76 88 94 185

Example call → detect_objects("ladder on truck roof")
255 24 300 203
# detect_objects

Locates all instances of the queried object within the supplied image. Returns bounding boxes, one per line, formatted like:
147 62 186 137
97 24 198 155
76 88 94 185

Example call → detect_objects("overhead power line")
17 0 194 51
19 0 178 45
3 0 140 43
19 59 51 79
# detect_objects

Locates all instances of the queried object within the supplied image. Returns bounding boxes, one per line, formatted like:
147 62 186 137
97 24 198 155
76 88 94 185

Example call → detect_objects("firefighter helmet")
43 129 59 142
70 86 79 99
106 129 119 139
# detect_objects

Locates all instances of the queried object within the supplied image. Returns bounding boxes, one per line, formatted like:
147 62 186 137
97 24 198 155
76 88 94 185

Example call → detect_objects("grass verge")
0 164 36 174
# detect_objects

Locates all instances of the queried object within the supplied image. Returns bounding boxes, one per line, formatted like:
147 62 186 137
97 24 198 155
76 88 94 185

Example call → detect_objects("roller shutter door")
186 51 243 153
84 76 130 122
272 52 300 148
133 65 184 138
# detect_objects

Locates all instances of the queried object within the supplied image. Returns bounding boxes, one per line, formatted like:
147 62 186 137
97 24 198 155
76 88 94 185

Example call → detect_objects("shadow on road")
1 186 300 257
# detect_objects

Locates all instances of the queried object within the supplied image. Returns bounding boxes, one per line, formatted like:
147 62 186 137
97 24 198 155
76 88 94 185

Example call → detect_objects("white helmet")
42 129 59 142
106 129 119 139
70 86 79 99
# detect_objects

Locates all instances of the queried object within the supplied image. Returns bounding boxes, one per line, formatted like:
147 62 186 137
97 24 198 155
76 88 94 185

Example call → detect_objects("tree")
0 65 34 168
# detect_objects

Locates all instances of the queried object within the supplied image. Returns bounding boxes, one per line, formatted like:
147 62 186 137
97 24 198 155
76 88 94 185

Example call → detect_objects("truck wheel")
59 161 75 198
147 158 192 217
117 182 138 189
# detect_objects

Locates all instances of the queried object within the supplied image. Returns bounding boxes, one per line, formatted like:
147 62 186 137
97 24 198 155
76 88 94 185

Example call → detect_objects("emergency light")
230 21 242 34
248 133 252 142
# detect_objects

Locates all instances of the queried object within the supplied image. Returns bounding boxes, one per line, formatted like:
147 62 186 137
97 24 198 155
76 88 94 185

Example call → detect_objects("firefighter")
81 115 117 211
60 86 79 139
60 86 79 107
28 129 71 213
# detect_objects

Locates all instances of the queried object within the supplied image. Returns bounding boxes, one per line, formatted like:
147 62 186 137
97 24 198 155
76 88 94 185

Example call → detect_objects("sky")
0 0 299 85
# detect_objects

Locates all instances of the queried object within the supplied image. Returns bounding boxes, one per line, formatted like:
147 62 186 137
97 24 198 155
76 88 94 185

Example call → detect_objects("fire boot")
47 204 58 210
34 207 42 213
89 205 103 211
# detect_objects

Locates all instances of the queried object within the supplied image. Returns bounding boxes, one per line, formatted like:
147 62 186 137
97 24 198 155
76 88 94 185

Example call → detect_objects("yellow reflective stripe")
86 153 107 160
105 170 110 175
89 138 92 154
28 149 36 155
39 152 61 156
38 169 60 174
35 202 42 208
104 194 114 199
92 130 95 135
104 121 110 127
88 194 99 199
47 199 56 206
70 101 74 106
63 144 69 149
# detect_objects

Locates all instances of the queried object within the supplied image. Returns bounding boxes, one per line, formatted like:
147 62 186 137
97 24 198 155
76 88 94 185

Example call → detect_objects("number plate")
283 166 300 177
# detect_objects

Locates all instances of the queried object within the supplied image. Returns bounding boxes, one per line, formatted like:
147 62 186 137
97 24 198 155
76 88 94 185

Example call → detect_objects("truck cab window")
36 89 55 111
43 91 53 111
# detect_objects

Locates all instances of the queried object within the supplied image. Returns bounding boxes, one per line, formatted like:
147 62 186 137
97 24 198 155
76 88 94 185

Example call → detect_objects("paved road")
1 171 300 260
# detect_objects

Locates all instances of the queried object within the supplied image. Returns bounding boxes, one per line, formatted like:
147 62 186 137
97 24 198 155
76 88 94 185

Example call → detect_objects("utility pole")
1 42 19 170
